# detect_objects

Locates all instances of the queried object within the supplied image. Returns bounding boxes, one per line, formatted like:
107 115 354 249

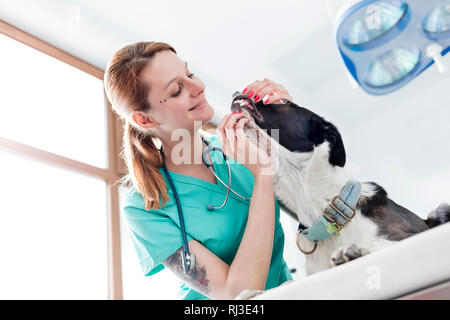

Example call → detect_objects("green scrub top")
120 134 292 300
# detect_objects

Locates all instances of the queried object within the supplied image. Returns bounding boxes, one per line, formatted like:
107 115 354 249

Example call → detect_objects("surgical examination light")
335 0 450 95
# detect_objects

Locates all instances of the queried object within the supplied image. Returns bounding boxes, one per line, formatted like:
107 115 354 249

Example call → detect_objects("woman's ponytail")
120 121 169 210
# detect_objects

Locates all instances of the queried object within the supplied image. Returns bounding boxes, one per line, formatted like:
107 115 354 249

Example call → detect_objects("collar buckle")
323 195 356 231
295 180 361 255
296 230 318 255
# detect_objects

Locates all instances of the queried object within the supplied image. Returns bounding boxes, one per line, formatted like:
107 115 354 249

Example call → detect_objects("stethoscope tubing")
159 146 195 273
209 165 251 203
158 135 251 273
201 137 251 209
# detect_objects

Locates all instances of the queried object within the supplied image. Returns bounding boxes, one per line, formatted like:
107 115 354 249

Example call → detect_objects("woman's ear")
131 111 158 130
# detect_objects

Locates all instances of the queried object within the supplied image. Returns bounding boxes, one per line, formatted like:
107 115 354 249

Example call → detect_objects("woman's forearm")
226 174 276 298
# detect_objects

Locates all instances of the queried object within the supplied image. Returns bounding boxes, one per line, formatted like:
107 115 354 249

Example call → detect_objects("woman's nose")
191 82 205 97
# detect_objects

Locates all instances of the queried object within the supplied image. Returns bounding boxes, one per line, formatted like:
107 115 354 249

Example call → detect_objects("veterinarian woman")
103 41 294 300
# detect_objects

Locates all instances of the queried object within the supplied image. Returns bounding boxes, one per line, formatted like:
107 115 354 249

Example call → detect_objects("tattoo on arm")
164 247 211 296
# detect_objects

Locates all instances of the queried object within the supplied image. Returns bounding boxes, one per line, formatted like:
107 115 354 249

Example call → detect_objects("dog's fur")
230 95 450 275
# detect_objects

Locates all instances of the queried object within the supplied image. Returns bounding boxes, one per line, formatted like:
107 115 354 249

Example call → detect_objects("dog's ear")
307 115 346 167
308 114 326 145
308 114 346 167
324 121 346 167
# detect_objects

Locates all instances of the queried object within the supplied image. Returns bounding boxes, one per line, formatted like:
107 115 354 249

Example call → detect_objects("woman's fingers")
217 113 245 159
234 117 249 164
216 113 234 153
257 85 282 102
234 115 249 130
243 79 271 102
226 113 246 153
217 113 239 155
263 91 293 104
242 78 292 104
217 113 271 176
242 79 264 96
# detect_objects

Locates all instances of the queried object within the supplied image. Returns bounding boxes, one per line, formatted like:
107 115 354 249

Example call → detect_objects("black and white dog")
230 92 450 275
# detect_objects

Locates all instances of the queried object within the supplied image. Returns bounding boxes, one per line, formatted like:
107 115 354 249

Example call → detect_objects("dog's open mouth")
232 97 253 110
229 91 274 157
230 92 264 123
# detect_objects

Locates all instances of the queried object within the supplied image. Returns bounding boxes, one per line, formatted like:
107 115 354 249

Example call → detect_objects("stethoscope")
158 135 251 273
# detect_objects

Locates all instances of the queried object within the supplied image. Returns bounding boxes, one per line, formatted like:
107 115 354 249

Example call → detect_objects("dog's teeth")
237 99 247 107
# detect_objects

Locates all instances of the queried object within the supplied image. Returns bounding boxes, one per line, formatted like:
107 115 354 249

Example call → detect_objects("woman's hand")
217 112 272 177
242 78 293 105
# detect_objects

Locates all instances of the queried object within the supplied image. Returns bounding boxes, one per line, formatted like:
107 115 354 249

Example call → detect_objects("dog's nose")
232 91 241 99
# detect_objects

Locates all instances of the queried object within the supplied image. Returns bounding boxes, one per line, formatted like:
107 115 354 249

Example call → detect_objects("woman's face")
133 50 214 134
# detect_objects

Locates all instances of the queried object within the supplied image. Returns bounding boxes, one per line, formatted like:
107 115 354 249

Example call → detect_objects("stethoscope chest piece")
180 250 196 274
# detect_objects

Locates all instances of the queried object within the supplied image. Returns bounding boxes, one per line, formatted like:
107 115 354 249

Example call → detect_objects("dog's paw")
234 289 265 300
330 244 369 267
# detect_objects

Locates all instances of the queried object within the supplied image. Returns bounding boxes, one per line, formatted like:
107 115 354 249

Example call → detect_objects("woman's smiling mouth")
189 99 207 111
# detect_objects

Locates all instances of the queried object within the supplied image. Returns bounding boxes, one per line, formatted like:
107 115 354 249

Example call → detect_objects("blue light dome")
343 1 408 47
364 48 420 87
422 0 450 33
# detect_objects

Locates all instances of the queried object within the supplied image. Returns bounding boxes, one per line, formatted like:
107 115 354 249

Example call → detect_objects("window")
0 33 107 168
0 26 119 299
0 149 108 299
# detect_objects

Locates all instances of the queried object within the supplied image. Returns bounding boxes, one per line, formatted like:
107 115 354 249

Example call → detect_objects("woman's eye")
172 86 182 97
171 74 195 97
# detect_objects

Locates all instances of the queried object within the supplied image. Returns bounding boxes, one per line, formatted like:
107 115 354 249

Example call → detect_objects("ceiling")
0 0 369 124
1 0 448 125
1 0 449 140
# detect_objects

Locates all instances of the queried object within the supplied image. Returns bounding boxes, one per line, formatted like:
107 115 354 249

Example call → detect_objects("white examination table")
251 222 450 300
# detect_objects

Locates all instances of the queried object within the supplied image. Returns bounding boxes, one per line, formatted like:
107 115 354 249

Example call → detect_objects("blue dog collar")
296 180 361 255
